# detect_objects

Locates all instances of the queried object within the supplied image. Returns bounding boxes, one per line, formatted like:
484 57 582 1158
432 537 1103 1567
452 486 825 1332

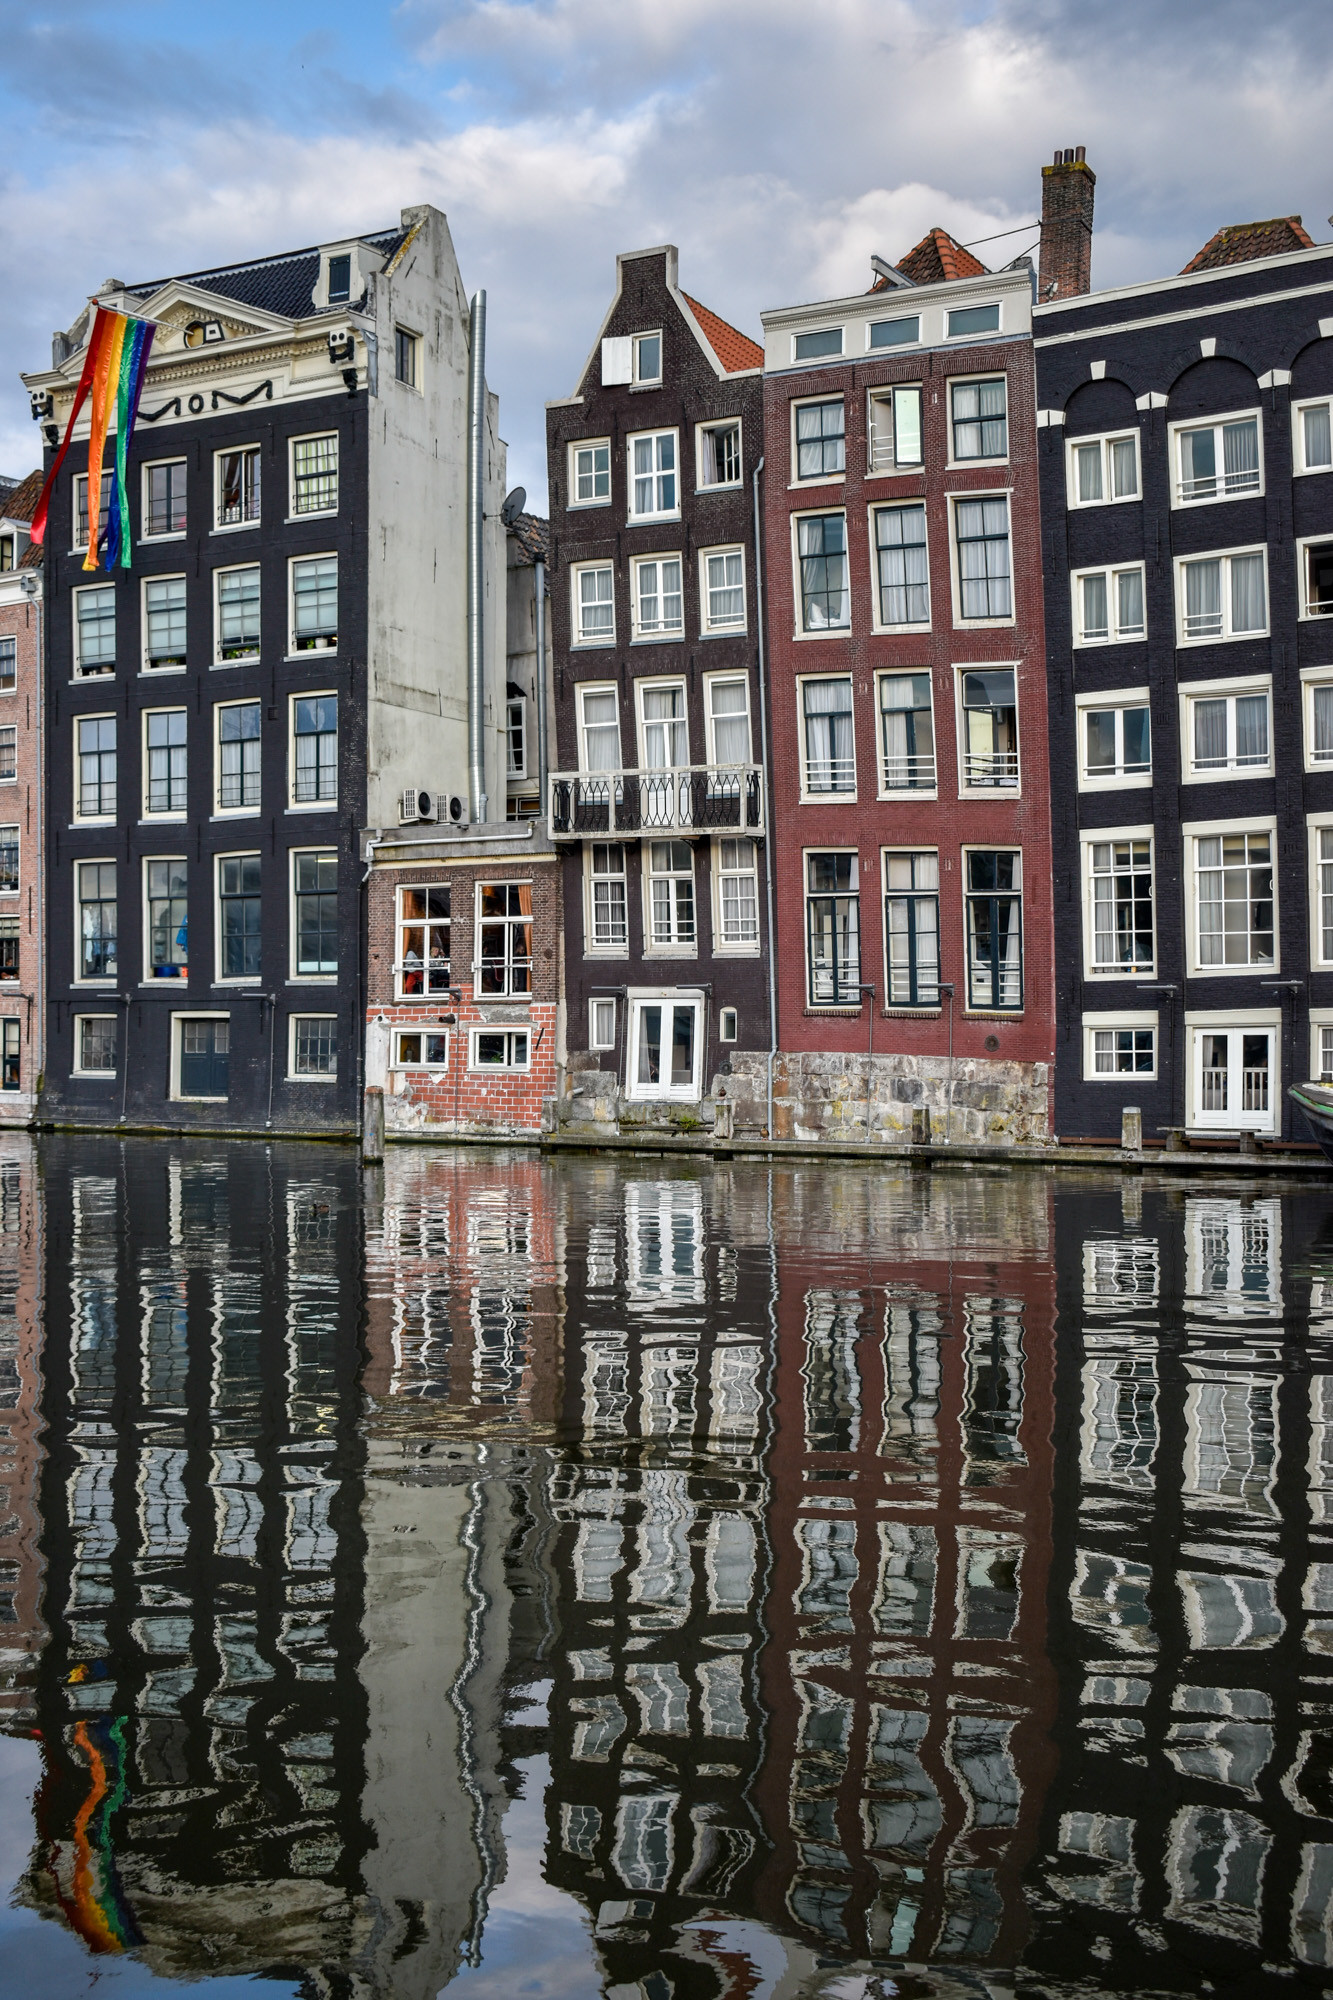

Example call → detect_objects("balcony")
548 764 765 840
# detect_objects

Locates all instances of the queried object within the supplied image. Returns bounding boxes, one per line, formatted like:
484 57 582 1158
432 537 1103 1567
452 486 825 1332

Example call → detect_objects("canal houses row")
14 159 1333 1145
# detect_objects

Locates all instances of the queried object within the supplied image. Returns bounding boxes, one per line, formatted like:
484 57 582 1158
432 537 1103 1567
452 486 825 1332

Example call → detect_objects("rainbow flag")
29 305 156 570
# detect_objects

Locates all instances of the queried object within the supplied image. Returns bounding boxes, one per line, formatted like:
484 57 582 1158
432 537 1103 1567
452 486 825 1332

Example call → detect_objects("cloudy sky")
1 0 1329 501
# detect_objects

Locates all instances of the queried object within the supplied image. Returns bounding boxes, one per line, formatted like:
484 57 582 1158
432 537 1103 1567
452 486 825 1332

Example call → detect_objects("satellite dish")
500 486 527 528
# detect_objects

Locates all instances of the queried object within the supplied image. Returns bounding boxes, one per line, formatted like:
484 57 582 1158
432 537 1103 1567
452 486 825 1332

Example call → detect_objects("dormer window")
328 255 351 305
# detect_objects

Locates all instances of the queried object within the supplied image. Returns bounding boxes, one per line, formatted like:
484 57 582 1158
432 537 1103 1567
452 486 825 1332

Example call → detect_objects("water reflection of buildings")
0 1137 44 1728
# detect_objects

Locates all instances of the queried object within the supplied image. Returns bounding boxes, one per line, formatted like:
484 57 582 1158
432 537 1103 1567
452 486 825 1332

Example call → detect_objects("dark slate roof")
125 228 407 320
508 512 549 565
1182 216 1316 274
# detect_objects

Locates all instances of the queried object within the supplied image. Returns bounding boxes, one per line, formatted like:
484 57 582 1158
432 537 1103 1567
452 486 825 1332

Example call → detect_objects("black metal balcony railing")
549 764 765 839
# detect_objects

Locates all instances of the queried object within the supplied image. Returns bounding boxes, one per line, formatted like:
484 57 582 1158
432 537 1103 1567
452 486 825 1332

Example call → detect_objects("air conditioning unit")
443 793 465 824
399 788 438 825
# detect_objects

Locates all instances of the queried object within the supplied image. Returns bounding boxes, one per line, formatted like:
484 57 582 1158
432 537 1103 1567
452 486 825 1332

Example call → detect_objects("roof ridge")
128 228 401 297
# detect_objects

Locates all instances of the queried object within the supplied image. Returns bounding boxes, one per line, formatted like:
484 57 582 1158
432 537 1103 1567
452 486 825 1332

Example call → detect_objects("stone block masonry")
724 1049 1050 1147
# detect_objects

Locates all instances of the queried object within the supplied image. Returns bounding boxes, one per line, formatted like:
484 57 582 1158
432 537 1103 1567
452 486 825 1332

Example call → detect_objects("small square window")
471 1029 530 1069
1091 1026 1156 1076
394 1029 450 1070
634 332 662 384
292 1016 337 1078
395 327 420 387
75 1014 118 1076
571 440 611 507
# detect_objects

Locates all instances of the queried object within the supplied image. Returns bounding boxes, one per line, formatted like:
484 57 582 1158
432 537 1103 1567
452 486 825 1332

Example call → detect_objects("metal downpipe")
466 290 488 823
534 556 549 814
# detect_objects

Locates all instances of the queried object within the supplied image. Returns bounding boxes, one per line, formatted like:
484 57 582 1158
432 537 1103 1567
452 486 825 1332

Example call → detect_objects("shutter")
601 337 632 386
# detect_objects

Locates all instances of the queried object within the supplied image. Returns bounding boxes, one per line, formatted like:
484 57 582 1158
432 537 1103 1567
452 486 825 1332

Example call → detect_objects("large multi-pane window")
574 565 615 645
874 503 929 627
571 439 611 505
1317 829 1333 964
966 851 1023 1010
954 498 1012 619
802 677 855 793
218 701 261 811
145 710 187 815
1080 698 1151 786
798 514 850 630
1090 1025 1156 1076
703 548 745 632
396 885 450 995
951 377 1007 460
292 1016 337 1078
641 684 689 771
74 586 116 677
294 852 338 976
291 434 338 515
77 862 117 980
218 855 262 979
648 841 695 947
1073 564 1146 645
217 446 260 527
291 557 338 652
960 668 1018 789
143 576 187 669
884 851 939 1006
478 883 533 996
795 400 845 480
806 853 860 1005
1174 414 1261 504
76 1016 118 1074
1185 686 1270 778
76 716 116 818
879 673 934 791
146 859 188 976
1088 839 1154 974
74 471 113 551
1193 831 1274 968
629 431 678 518
1178 550 1267 640
632 557 683 638
216 566 260 662
589 843 628 948
292 694 337 803
717 837 758 946
144 460 187 537
579 687 620 770
1069 431 1140 506
707 677 751 768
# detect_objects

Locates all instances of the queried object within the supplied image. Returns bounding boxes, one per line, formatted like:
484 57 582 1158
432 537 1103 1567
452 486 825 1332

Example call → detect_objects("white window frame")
288 432 339 520
213 443 262 534
1182 814 1279 978
585 842 629 956
881 846 941 1010
141 705 189 821
865 313 922 355
624 990 704 1102
568 437 612 510
632 331 663 386
1081 1010 1159 1083
72 1013 120 1080
869 498 931 633
288 552 338 659
213 698 263 818
214 849 263 987
719 1006 739 1043
143 854 189 984
0 637 15 697
642 839 697 955
797 672 857 801
589 997 617 1050
577 683 621 773
73 712 117 823
791 395 846 486
866 384 924 475
141 458 188 541
391 1026 451 1072
1070 561 1147 647
1307 812 1333 970
1074 686 1152 793
213 562 261 667
1169 408 1265 509
1309 1008 1333 1084
1174 545 1269 646
288 1013 338 1081
394 880 451 1000
699 545 747 636
289 847 339 984
949 491 1015 628
140 573 188 674
875 668 937 799
1079 826 1156 981
711 835 761 956
804 847 861 1009
954 662 1020 798
626 428 680 522
1184 1008 1281 1135
1293 396 1333 478
506 695 527 780
1178 673 1273 784
947 371 1010 468
791 326 844 365
944 299 1002 341
634 676 690 772
570 562 615 648
168 1011 232 1105
703 672 752 769
1295 532 1333 622
792 509 851 638
288 689 339 810
73 583 116 680
694 419 743 491
468 1027 531 1073
1302 666 1333 773
74 858 117 985
629 553 685 643
1065 430 1141 509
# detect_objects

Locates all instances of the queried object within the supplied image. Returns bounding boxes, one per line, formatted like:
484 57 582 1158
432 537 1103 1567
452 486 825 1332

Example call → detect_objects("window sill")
570 638 616 651
71 1071 118 1081
566 500 612 512
1181 769 1273 785
946 458 1011 474
140 533 187 545
799 793 859 806
700 625 748 641
864 468 925 483
212 658 260 671
286 802 339 814
878 790 939 804
952 617 1017 632
1172 493 1265 511
803 1005 863 1017
211 810 262 821
962 1010 1024 1020
285 649 340 664
792 627 853 642
630 633 684 646
138 816 188 826
697 482 743 495
287 977 338 986
882 1007 941 1018
285 512 339 526
211 522 261 537
141 666 188 677
1176 632 1270 649
625 514 682 528
287 1072 337 1083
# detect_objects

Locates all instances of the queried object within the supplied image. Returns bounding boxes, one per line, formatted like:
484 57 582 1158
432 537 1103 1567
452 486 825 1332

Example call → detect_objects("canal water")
0 1136 1331 1998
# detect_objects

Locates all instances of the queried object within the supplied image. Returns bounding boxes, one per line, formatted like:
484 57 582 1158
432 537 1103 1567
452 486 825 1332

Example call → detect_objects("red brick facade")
0 552 43 1119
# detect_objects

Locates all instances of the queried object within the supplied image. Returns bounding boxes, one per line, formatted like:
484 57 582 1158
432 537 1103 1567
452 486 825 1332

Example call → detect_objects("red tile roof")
0 471 42 525
1181 216 1316 274
893 228 988 287
681 293 764 374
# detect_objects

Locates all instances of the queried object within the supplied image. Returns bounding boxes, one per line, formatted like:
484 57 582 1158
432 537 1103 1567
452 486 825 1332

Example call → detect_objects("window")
946 302 1000 338
1177 549 1267 641
960 668 1019 789
640 684 690 829
717 837 759 947
77 863 117 980
507 695 527 777
1068 432 1140 507
966 851 1023 1010
0 639 13 693
1072 564 1146 645
632 556 683 639
292 694 337 804
0 827 18 894
217 701 261 812
884 851 939 1006
794 327 843 362
629 431 678 518
1078 693 1151 788
719 1006 738 1042
573 564 615 646
0 919 16 984
1300 536 1333 619
1297 400 1333 475
1173 414 1261 504
146 859 188 977
143 576 187 670
579 687 620 772
589 844 627 948
289 1016 336 1079
74 586 116 677
0 1020 18 1090
1315 827 1333 965
144 461 187 537
293 852 337 977
590 998 617 1050
394 327 420 387
292 435 338 516
1084 1017 1157 1079
702 548 745 633
626 996 702 1100
951 377 1007 461
144 710 187 815
74 472 113 551
797 514 849 631
1190 1023 1277 1132
698 422 741 488
471 1029 530 1070
396 885 450 996
75 1015 118 1075
291 557 338 653
867 386 923 472
478 883 533 996
806 853 860 1005
571 439 611 506
802 677 855 794
954 498 1012 620
869 315 920 351
1307 675 1333 768
633 332 662 384
0 728 16 784
706 677 751 769
879 673 935 792
1317 1018 1333 1081
217 855 261 980
217 447 260 528
394 1029 449 1070
327 254 351 303
874 503 929 626
1086 837 1154 974
177 1017 229 1099
795 400 845 480
1192 830 1274 969
216 565 260 663
1182 683 1271 780
647 841 695 947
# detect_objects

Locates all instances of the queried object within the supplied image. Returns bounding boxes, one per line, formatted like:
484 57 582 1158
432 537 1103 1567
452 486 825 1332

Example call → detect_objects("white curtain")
1116 568 1144 636
1230 552 1266 633
1185 559 1222 634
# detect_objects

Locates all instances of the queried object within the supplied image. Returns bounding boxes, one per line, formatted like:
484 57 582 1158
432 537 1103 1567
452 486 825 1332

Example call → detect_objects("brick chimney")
1039 146 1095 301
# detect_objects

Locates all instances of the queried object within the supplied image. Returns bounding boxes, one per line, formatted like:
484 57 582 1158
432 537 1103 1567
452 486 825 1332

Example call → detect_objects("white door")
1191 1026 1277 1133
627 997 702 1101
